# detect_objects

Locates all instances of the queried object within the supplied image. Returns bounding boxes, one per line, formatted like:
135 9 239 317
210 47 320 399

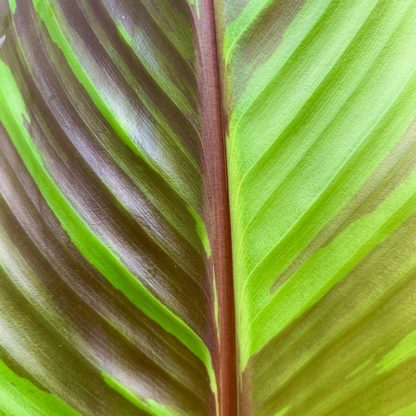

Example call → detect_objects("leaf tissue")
1 0 416 415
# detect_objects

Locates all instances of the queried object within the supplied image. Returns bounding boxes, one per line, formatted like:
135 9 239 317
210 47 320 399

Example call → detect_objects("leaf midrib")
194 1 238 414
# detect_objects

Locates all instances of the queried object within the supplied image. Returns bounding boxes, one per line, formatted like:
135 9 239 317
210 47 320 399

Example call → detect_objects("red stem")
196 1 237 415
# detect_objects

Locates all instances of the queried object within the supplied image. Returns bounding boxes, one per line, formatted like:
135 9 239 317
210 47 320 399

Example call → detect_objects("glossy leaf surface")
0 0 217 414
1 0 416 415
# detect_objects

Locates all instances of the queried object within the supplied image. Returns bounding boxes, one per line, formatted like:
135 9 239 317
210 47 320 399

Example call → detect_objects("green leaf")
224 0 416 414
1 0 416 415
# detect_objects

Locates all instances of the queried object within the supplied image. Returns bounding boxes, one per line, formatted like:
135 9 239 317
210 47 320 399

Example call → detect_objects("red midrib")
196 1 237 415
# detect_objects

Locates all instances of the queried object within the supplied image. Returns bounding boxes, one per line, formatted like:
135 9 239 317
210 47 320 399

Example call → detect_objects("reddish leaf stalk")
196 1 237 415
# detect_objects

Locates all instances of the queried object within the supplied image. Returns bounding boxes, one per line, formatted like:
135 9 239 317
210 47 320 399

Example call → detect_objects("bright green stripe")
377 330 416 373
0 359 80 416
188 0 200 19
274 406 290 416
223 0 274 63
212 267 219 337
8 0 16 14
0 59 214 386
187 206 211 257
390 402 416 416
102 373 179 416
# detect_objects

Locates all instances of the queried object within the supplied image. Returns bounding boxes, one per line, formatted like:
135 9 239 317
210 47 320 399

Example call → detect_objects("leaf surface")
2 0 416 415
223 0 416 414
0 0 220 414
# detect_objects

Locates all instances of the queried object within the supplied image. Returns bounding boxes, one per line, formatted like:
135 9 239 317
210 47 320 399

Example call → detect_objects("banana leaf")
1 0 416 414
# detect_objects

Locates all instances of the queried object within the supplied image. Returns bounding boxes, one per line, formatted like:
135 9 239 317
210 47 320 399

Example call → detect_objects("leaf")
224 0 416 414
0 0 220 414
1 0 416 415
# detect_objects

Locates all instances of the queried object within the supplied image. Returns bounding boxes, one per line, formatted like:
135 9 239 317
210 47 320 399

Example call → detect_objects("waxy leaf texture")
1 0 416 415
